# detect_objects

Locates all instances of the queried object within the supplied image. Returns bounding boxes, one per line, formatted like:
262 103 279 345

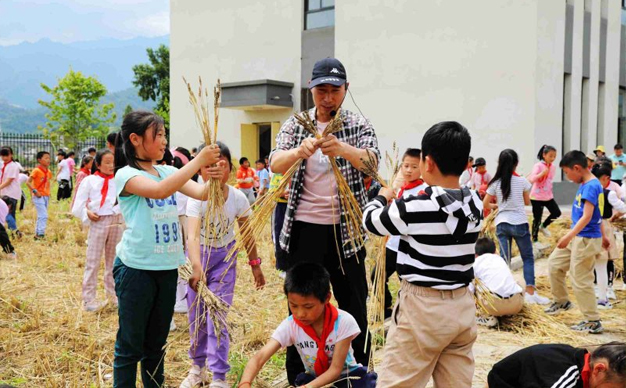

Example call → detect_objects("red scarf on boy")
398 179 424 198
36 164 49 187
293 303 339 376
94 171 113 208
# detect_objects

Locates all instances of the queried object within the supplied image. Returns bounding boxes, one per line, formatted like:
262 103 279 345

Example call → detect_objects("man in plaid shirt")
269 57 380 384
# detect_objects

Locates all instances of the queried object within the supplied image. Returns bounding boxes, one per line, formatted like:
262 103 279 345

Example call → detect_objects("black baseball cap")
472 157 486 168
308 58 347 89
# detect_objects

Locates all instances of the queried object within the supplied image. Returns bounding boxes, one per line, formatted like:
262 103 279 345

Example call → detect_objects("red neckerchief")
581 353 591 388
398 179 424 198
539 161 551 182
1 160 12 181
365 179 372 191
513 171 520 177
36 165 49 187
293 303 339 376
80 167 91 176
94 171 113 208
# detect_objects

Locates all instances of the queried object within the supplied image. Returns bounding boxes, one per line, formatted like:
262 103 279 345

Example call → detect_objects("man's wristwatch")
248 258 262 266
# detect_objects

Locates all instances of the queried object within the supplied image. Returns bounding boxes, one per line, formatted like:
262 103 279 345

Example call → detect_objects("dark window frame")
305 0 335 30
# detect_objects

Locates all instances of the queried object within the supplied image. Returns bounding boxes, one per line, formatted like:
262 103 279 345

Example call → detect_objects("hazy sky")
0 0 169 46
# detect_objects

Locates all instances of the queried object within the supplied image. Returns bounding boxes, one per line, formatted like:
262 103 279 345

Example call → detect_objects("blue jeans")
3 196 18 231
496 222 535 287
32 196 49 236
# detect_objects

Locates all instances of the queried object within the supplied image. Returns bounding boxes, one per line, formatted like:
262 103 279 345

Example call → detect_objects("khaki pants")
478 292 524 317
377 280 477 388
548 236 601 321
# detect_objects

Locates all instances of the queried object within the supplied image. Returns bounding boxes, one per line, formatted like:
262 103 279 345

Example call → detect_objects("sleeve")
186 198 203 218
71 177 91 222
485 181 496 196
607 191 626 213
114 167 141 197
30 168 41 181
362 196 410 236
336 312 361 343
487 353 522 388
528 163 541 183
523 177 532 192
270 318 295 348
269 116 299 164
356 117 381 161
581 182 600 206
8 163 19 179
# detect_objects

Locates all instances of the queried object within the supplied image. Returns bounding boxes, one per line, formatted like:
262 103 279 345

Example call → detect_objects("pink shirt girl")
528 161 556 201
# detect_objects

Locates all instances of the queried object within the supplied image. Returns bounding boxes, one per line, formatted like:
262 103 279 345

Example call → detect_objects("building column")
581 0 601 152
599 0 622 147
564 0 585 153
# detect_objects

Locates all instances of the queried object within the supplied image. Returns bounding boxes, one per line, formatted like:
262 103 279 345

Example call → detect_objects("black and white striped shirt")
363 186 483 289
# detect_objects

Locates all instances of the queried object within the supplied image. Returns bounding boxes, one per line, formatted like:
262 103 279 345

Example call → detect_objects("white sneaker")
180 365 209 388
525 292 550 305
597 299 613 310
607 286 616 300
539 226 551 237
209 379 230 388
594 285 600 298
476 315 498 328
174 299 188 314
84 300 106 312
169 319 177 332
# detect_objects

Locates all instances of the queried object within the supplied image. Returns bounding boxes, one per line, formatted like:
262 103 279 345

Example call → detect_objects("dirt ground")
1 201 624 387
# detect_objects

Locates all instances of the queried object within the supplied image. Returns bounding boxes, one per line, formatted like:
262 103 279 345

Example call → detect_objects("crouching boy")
239 263 377 388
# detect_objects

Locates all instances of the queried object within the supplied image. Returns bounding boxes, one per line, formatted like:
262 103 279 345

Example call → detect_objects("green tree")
132 44 169 128
124 104 133 117
38 69 116 149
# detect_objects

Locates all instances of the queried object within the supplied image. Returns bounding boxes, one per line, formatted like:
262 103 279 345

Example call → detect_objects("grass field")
1 197 624 387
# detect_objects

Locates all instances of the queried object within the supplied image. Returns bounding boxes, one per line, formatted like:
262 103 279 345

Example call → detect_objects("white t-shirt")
71 175 120 224
0 161 21 200
176 192 188 216
486 176 531 226
186 185 250 247
18 173 29 185
271 309 361 376
471 253 523 298
387 181 429 252
57 159 71 181
459 169 473 188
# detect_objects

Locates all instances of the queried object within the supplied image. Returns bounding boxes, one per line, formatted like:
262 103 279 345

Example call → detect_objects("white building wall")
565 0 585 153
581 0 601 153
336 0 542 176
600 0 622 147
170 0 303 157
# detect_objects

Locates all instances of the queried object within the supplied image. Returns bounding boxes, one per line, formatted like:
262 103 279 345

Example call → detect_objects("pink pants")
83 214 123 305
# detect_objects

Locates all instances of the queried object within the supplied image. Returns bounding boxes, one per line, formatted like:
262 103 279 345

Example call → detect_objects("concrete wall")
170 0 303 157
335 0 541 176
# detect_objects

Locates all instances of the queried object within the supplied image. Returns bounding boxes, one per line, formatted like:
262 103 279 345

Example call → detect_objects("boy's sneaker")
84 301 106 312
174 299 188 314
570 320 603 334
545 300 573 315
607 286 616 300
539 226 551 237
597 299 613 310
179 365 209 388
475 315 498 328
524 292 550 305
209 380 229 388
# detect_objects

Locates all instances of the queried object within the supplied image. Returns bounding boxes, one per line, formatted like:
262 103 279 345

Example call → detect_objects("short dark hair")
255 158 266 166
197 142 233 171
284 262 331 303
239 157 249 165
590 342 626 384
421 121 471 176
591 164 612 179
615 144 623 150
57 150 66 158
67 151 75 157
0 147 12 157
402 148 421 160
36 151 49 160
87 147 97 153
107 132 118 145
475 237 496 256
559 150 587 169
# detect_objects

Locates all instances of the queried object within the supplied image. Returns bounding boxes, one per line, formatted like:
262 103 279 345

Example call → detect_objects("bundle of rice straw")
183 77 231 344
611 217 626 232
472 277 498 317
479 209 499 251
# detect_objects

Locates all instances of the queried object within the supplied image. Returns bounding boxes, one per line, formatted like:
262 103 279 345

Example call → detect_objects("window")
305 0 334 30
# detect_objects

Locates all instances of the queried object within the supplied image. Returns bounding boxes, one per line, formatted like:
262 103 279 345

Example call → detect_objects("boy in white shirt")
471 237 524 328
56 150 72 201
240 263 377 388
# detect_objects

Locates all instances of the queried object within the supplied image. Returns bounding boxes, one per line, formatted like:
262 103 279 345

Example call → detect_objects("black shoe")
570 320 603 334
544 300 573 315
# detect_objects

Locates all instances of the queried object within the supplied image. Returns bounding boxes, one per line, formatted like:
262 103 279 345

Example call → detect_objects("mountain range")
0 35 168 133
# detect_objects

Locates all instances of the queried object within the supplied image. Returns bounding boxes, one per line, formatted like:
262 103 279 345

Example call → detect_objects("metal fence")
0 133 106 170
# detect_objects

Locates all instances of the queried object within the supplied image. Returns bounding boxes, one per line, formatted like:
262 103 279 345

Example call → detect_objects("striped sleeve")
363 195 413 237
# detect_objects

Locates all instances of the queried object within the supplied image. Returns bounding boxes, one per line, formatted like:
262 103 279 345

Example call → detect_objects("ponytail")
490 149 519 202
537 144 556 161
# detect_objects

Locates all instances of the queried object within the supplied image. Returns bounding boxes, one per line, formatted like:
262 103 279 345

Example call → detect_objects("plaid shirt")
269 108 380 258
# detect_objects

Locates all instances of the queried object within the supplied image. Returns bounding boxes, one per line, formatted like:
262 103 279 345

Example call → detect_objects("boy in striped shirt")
363 121 483 388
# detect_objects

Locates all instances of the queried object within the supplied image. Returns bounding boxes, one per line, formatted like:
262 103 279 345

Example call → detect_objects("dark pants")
0 223 14 254
272 202 289 271
611 179 622 185
285 221 371 385
295 366 377 388
531 199 561 241
370 248 397 319
19 191 25 211
113 257 178 388
57 179 71 201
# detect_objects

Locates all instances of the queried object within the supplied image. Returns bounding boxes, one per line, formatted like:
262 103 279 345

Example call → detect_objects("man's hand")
296 138 318 159
557 233 573 249
379 187 395 203
316 134 345 158
87 210 100 222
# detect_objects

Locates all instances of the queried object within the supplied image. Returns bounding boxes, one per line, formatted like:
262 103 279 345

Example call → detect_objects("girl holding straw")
71 149 120 312
112 111 221 387
483 149 550 305
181 141 265 388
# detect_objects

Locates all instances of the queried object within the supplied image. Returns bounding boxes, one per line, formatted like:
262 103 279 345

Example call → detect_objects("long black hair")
92 149 114 174
537 144 556 161
489 149 519 202
115 110 165 173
